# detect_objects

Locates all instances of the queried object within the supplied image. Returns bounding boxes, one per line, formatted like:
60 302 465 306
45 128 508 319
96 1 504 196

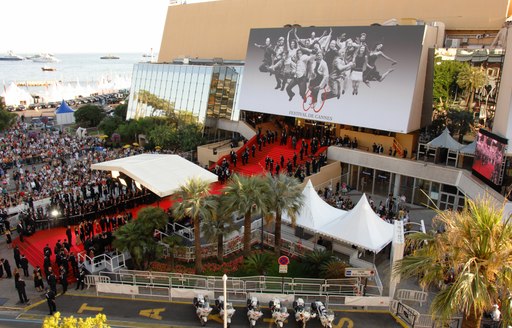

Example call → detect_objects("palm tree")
202 195 237 263
456 63 487 111
394 195 512 328
264 173 304 255
113 221 158 270
172 177 215 274
222 174 270 256
162 234 185 269
137 206 168 232
244 252 274 275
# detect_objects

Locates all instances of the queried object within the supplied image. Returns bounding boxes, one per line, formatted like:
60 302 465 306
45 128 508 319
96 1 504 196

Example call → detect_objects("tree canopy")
394 196 512 328
75 105 106 127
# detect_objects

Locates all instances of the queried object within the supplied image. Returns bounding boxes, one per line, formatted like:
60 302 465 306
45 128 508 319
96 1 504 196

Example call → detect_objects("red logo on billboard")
302 87 327 113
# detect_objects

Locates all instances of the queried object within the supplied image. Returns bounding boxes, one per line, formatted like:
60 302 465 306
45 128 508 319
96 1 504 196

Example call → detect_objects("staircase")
13 239 82 283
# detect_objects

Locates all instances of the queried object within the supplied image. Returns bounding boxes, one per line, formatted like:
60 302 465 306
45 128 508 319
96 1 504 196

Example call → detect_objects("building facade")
129 0 512 211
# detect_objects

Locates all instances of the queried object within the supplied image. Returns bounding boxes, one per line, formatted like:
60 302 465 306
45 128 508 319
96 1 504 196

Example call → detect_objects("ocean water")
0 53 146 94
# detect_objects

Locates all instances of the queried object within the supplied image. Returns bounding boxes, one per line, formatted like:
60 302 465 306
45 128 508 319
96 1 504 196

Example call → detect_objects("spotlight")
135 181 142 190
112 171 120 178
119 178 127 186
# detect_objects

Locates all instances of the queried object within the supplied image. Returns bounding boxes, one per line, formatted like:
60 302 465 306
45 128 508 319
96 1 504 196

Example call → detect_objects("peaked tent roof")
426 128 463 151
458 140 476 155
316 193 394 253
282 180 346 229
91 154 218 197
55 100 74 114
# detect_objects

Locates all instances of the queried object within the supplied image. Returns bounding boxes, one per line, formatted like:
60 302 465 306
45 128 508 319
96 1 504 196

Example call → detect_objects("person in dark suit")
76 267 86 290
15 277 29 304
66 226 73 246
16 222 24 242
59 265 68 294
19 255 29 277
13 246 21 268
43 255 52 277
1 258 12 278
45 288 56 315
47 270 57 294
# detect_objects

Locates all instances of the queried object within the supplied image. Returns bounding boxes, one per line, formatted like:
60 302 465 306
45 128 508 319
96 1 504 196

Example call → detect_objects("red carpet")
12 199 173 279
13 139 326 273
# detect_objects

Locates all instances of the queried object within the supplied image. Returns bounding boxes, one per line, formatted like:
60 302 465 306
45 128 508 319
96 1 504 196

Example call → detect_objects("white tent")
1 82 33 106
282 180 347 229
55 100 75 125
91 154 218 197
426 128 463 151
316 194 394 253
458 140 476 155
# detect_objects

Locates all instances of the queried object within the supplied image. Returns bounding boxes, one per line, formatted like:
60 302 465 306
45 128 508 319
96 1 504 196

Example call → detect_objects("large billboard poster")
238 26 426 133
472 129 507 190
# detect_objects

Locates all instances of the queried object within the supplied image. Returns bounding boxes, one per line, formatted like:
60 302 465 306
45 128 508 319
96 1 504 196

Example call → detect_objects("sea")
0 53 146 98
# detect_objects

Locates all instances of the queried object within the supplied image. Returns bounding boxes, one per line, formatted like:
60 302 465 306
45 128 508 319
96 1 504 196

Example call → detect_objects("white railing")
78 251 127 273
98 270 364 300
396 289 428 307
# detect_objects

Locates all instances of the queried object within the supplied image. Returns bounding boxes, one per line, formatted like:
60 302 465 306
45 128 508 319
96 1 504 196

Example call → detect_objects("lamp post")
222 274 227 328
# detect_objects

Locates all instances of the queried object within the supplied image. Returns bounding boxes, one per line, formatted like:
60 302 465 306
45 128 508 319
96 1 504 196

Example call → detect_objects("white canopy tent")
1 82 33 106
426 128 463 150
458 140 476 156
316 194 394 253
282 180 346 229
55 100 75 125
91 154 218 197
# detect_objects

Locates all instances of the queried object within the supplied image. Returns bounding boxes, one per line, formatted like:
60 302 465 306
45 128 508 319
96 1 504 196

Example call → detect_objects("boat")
100 54 120 59
41 66 56 72
31 53 60 63
0 50 24 61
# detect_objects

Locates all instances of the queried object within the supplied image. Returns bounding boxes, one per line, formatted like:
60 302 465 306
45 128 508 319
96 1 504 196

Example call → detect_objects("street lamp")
222 274 227 328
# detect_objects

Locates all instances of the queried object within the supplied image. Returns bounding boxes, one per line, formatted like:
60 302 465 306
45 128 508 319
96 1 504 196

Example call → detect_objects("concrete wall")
159 0 508 62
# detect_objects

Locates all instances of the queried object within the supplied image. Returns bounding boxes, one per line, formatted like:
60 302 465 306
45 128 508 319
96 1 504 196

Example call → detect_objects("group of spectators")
212 124 329 183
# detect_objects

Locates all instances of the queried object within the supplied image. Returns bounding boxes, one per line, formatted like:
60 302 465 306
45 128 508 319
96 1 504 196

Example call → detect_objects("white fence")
78 251 127 274
92 270 385 308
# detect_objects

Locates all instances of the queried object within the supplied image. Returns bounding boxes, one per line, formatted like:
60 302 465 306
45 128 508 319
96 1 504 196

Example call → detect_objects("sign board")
278 256 290 266
345 267 375 277
279 265 288 274
239 25 427 133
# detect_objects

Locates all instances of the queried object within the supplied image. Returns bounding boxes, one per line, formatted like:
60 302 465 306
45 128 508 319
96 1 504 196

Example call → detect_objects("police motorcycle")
293 297 312 328
193 294 212 326
215 295 236 327
269 298 289 327
247 296 264 327
311 300 335 328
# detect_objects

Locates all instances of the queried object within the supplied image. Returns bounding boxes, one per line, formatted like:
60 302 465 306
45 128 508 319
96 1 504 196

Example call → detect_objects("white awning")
91 154 218 197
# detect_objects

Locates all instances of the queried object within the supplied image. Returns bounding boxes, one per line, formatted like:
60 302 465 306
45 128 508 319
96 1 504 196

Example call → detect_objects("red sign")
278 256 289 266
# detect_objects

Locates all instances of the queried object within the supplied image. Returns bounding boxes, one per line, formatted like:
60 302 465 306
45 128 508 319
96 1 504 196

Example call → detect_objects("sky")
0 0 212 54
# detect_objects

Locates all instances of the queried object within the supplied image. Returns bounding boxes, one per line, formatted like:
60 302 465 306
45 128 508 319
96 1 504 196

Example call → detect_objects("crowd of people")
212 124 329 183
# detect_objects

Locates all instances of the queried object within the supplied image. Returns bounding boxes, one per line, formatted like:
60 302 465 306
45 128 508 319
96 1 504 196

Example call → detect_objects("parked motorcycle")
215 295 236 327
311 300 335 328
269 298 289 328
293 298 312 328
193 294 212 326
247 296 264 328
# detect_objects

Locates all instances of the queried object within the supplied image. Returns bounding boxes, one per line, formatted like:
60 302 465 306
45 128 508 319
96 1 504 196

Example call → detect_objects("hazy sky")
1 0 174 54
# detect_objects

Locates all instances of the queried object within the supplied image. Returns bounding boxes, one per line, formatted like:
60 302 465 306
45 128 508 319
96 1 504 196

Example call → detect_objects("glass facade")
127 63 243 122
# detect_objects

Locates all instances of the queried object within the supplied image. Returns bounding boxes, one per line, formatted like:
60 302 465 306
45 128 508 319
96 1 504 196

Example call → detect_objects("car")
16 105 26 111
6 106 15 112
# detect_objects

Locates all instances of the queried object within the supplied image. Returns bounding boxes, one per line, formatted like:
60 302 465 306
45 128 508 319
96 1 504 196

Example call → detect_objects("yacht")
31 53 60 63
100 54 120 59
0 50 24 61
41 66 56 71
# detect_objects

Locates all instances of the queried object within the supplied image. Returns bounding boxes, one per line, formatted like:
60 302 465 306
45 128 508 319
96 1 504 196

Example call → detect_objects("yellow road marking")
139 308 165 320
334 317 355 328
208 314 223 323
77 303 104 314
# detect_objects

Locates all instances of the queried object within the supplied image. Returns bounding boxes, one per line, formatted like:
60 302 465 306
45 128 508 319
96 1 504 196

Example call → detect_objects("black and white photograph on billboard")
238 26 426 133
